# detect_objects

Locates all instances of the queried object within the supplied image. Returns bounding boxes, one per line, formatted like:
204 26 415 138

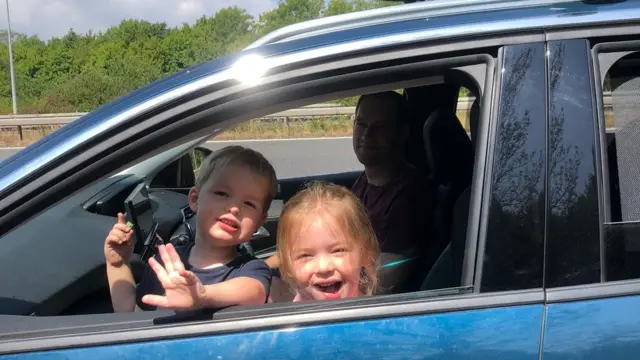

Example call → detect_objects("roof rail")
246 0 575 49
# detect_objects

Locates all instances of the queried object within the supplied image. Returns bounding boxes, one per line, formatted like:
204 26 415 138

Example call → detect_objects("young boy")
104 145 278 312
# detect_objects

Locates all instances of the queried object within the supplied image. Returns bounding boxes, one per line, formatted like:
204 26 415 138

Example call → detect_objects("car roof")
248 0 606 49
1 0 639 186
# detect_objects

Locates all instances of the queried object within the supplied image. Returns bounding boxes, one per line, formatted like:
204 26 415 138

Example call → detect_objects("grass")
0 109 615 148
216 117 355 140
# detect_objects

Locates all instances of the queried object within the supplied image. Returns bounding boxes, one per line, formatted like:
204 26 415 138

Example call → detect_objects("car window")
0 37 553 331
598 48 640 282
190 148 209 178
457 86 475 135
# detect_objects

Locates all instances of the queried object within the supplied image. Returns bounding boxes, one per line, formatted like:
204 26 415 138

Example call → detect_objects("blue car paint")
1 304 543 360
542 295 640 359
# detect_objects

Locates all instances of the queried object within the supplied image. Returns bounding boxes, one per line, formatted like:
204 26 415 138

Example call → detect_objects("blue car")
1 0 640 358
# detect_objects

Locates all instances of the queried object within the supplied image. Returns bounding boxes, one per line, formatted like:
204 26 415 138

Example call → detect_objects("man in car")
351 91 433 258
265 91 432 297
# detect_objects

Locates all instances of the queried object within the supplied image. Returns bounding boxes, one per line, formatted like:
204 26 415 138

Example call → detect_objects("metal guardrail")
0 94 617 143
0 107 358 126
0 98 477 127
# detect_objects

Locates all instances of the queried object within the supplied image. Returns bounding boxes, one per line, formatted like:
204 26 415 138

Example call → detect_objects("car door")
0 33 547 359
541 34 640 359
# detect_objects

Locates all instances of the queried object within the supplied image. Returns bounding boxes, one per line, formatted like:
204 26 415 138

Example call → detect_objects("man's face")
352 97 404 166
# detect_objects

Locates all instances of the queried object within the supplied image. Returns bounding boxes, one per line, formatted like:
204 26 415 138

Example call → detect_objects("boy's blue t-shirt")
136 243 272 310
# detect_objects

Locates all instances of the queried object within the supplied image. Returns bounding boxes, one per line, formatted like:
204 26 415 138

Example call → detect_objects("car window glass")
599 50 640 282
457 86 475 135
190 148 209 179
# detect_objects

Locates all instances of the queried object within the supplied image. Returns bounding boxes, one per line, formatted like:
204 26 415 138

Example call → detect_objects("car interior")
604 51 640 223
602 50 640 281
0 63 486 317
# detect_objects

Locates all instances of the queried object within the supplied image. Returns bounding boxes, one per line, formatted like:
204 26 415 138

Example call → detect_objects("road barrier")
0 94 615 143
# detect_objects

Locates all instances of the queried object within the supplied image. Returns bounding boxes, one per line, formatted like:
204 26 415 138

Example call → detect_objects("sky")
0 0 278 41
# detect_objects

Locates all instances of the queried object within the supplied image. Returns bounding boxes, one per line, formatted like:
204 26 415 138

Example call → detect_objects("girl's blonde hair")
276 181 381 296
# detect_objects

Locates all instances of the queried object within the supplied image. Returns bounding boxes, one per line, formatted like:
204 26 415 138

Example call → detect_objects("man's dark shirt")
136 243 272 310
352 165 432 255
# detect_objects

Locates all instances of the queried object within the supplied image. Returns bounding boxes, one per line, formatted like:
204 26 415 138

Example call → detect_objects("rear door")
541 34 640 358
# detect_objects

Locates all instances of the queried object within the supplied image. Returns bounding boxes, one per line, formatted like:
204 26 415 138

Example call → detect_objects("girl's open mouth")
314 281 343 294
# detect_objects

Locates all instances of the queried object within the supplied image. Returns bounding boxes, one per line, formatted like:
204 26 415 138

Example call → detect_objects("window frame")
0 35 549 354
0 55 496 318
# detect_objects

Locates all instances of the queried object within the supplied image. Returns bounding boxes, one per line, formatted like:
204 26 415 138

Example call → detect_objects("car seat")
420 105 474 290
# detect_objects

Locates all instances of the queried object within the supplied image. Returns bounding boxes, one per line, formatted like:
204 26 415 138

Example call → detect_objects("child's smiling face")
189 164 269 247
291 216 362 301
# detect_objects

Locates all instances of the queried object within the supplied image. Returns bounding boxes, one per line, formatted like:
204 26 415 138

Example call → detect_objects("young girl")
275 181 380 301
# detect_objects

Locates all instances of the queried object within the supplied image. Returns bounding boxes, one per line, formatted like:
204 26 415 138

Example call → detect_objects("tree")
256 0 324 36
325 0 355 16
191 7 255 62
0 0 401 114
0 30 27 45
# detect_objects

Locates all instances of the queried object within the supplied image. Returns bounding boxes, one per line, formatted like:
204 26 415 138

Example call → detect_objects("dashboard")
84 174 191 250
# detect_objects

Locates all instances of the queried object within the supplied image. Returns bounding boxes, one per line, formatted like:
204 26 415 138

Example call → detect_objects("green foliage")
256 0 324 36
0 0 396 114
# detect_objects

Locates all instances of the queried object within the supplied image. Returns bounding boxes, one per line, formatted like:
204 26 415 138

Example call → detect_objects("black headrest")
181 158 196 187
423 107 474 186
404 84 460 175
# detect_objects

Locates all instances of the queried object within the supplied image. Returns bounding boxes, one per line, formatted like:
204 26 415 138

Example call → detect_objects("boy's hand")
104 213 134 267
141 244 207 310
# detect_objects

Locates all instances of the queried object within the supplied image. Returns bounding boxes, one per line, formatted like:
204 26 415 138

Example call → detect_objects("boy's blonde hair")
195 145 278 211
276 181 381 296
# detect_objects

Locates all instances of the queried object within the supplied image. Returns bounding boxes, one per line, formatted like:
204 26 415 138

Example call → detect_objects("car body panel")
0 304 543 360
542 295 640 359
